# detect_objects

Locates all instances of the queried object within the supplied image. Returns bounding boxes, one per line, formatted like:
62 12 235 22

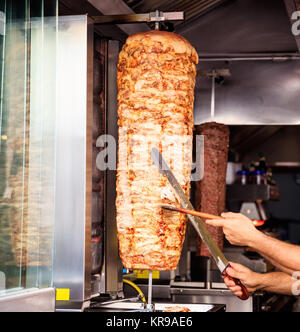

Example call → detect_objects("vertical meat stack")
195 122 230 257
116 31 198 270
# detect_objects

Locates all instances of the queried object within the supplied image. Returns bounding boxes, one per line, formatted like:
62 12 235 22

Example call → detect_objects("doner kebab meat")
116 31 198 270
195 122 229 257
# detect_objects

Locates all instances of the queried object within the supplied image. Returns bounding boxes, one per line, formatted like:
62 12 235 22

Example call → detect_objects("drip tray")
87 301 225 312
155 303 215 312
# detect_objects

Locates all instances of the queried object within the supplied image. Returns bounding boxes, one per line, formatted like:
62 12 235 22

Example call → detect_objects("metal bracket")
92 11 184 30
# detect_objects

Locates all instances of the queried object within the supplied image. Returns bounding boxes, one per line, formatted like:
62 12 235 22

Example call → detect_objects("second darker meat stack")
195 122 230 257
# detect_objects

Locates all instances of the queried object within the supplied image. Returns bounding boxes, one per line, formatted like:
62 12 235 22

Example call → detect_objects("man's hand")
225 263 297 296
206 212 261 247
223 262 261 297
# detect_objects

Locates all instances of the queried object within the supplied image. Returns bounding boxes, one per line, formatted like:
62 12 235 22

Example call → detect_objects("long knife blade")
150 147 228 273
150 147 250 301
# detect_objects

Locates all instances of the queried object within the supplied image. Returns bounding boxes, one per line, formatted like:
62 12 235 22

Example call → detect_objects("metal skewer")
92 11 184 25
161 205 263 227
148 270 153 311
211 69 216 120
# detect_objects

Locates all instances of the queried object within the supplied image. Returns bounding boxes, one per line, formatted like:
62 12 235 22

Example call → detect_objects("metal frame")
0 288 55 312
53 15 94 311
103 40 123 297
85 16 95 301
92 11 184 25
171 288 253 313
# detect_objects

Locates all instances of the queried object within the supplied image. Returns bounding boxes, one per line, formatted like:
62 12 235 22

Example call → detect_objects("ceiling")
59 0 129 41
185 0 297 54
59 0 299 53
124 0 298 53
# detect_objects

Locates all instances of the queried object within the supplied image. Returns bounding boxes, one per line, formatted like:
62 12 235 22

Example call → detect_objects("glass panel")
26 0 58 289
0 0 58 296
0 1 7 295
0 0 29 294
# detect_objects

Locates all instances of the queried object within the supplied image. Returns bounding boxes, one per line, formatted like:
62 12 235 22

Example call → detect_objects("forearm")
255 272 296 296
249 232 300 273
258 252 295 275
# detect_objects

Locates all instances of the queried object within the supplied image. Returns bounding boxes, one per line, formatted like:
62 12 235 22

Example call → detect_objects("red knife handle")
222 264 250 301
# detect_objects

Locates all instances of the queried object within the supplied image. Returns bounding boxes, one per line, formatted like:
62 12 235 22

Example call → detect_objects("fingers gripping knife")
151 147 250 301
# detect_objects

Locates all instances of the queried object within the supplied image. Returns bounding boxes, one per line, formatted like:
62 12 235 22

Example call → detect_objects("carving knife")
151 147 250 301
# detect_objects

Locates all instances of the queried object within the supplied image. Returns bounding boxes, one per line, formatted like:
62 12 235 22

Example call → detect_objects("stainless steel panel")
223 248 269 274
195 59 300 125
0 288 55 312
104 40 123 296
227 184 280 202
95 302 145 310
171 288 253 312
138 285 171 300
85 17 94 298
171 281 206 288
52 15 94 308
